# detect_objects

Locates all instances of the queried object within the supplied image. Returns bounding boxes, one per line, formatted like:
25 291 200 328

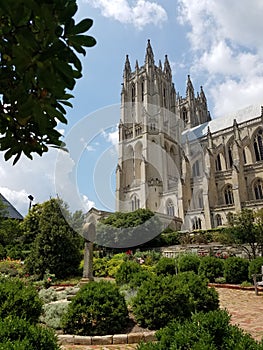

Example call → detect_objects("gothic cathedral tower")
116 41 211 226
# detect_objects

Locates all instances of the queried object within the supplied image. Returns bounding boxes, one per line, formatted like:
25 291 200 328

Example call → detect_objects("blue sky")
1 0 263 216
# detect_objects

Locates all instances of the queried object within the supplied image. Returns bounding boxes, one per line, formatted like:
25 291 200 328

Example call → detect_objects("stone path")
216 287 263 341
62 287 263 349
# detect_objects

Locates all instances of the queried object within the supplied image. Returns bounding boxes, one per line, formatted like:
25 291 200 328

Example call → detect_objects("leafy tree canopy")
25 198 84 278
0 0 96 163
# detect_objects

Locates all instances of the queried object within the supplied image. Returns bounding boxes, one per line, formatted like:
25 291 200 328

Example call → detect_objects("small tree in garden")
62 281 128 335
224 257 249 284
25 198 82 279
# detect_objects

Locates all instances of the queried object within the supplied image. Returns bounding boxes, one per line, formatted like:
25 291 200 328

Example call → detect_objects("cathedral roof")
182 104 262 141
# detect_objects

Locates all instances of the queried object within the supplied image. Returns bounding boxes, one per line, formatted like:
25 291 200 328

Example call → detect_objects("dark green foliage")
0 0 96 163
96 209 162 248
132 274 192 330
61 281 128 335
137 309 263 350
198 256 224 282
177 253 201 274
128 269 154 289
249 257 263 280
0 277 42 323
224 257 249 284
115 260 142 285
25 198 82 279
173 271 219 313
154 257 177 276
0 316 59 350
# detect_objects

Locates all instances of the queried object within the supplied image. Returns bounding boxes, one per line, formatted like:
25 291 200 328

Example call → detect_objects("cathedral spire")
135 60 139 74
200 86 207 103
145 39 154 66
164 54 172 80
186 75 194 98
123 54 131 78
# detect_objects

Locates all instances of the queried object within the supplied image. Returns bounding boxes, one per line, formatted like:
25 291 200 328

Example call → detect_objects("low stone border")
58 331 156 346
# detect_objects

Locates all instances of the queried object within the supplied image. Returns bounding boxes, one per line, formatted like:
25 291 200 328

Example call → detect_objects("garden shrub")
40 302 69 329
198 256 224 282
248 257 263 280
0 316 60 350
115 260 142 285
137 309 263 350
224 257 249 284
129 269 154 289
0 277 42 323
107 253 126 277
61 280 128 335
93 257 109 277
154 257 177 276
132 274 192 330
174 271 219 313
177 253 201 274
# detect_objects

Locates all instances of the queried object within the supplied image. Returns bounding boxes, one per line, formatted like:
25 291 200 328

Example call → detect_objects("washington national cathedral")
115 40 263 231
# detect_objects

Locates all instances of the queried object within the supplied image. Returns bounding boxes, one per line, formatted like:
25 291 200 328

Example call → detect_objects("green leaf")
70 18 93 35
69 35 96 48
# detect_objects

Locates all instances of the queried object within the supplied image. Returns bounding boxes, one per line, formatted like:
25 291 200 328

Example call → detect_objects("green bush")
198 256 224 282
107 253 126 277
115 260 142 285
93 257 109 277
224 257 249 284
177 253 201 274
137 309 263 350
0 316 59 350
129 269 154 289
174 272 219 313
154 257 177 276
0 277 42 323
249 257 263 280
61 281 128 335
132 274 191 330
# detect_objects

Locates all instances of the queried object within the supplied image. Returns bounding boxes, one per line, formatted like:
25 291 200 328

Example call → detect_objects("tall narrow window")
224 185 234 205
166 201 175 216
243 148 247 164
192 160 200 177
215 154 222 171
131 195 140 211
228 146 233 168
215 214 222 227
182 107 188 125
254 129 263 161
254 179 263 200
141 81 144 102
192 217 202 230
131 83 135 104
163 87 167 108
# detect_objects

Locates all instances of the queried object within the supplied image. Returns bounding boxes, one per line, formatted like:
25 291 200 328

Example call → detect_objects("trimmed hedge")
198 256 224 282
0 277 42 323
224 257 249 284
0 316 59 350
61 281 128 335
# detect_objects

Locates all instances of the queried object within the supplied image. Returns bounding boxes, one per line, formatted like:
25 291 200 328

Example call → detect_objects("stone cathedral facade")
116 40 263 230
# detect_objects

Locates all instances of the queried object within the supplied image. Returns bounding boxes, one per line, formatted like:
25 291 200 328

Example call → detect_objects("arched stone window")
215 153 222 171
131 195 140 211
215 214 222 227
224 184 234 205
254 178 263 200
254 129 263 161
192 217 202 230
166 200 175 216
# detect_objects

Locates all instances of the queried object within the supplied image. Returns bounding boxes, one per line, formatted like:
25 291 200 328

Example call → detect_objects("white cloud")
85 0 167 29
86 145 96 152
178 0 263 118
